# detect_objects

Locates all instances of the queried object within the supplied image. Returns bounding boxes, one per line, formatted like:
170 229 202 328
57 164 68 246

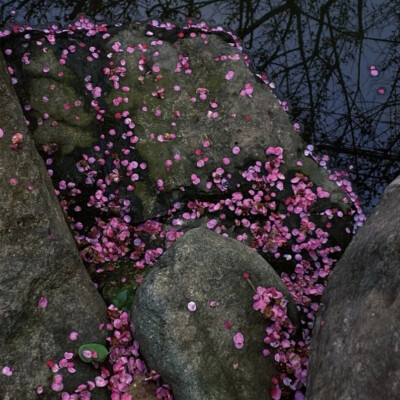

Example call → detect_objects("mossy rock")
91 259 149 305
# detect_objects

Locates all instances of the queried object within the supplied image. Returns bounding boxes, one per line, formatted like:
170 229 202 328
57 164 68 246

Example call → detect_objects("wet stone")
131 228 299 400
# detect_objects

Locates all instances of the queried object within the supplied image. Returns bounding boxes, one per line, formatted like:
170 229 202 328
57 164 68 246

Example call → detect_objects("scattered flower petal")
233 332 244 349
2 366 13 376
38 296 48 308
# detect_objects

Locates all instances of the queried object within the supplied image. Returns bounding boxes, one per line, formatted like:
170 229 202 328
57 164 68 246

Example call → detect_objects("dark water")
1 0 399 214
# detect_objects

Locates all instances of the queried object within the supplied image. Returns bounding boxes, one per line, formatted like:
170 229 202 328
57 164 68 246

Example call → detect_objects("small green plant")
78 343 108 363
111 287 135 310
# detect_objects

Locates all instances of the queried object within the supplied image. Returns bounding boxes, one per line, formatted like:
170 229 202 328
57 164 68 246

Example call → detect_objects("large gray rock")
307 175 400 399
0 53 108 399
0 21 364 398
131 228 298 400
2 23 356 274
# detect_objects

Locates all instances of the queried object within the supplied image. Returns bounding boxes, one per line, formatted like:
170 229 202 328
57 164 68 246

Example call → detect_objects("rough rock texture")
307 175 400 400
131 228 299 400
0 20 365 399
0 52 108 399
1 22 356 273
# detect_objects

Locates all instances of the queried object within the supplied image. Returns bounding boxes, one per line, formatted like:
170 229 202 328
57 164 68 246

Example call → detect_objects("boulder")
0 19 366 399
307 175 400 399
0 52 108 399
0 21 359 278
131 228 299 400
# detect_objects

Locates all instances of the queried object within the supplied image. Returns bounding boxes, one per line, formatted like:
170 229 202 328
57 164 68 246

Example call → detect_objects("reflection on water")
1 0 399 213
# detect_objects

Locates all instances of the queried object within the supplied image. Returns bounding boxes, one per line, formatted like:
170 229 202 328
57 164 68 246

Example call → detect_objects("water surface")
1 0 399 213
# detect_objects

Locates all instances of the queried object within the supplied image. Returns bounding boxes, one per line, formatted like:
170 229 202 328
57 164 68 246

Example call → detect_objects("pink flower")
233 332 244 349
187 301 196 312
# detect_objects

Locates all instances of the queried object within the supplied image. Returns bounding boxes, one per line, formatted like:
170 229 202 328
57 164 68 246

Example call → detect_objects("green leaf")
78 343 108 363
112 287 135 310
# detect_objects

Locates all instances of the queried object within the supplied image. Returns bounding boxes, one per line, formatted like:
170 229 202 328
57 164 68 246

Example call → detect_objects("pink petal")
38 296 48 308
82 350 92 358
2 366 13 376
59 358 68 368
95 376 108 387
225 70 234 80
187 301 196 312
271 385 282 400
232 146 240 154
206 219 217 229
51 381 64 392
64 352 74 360
295 391 305 400
233 332 244 349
